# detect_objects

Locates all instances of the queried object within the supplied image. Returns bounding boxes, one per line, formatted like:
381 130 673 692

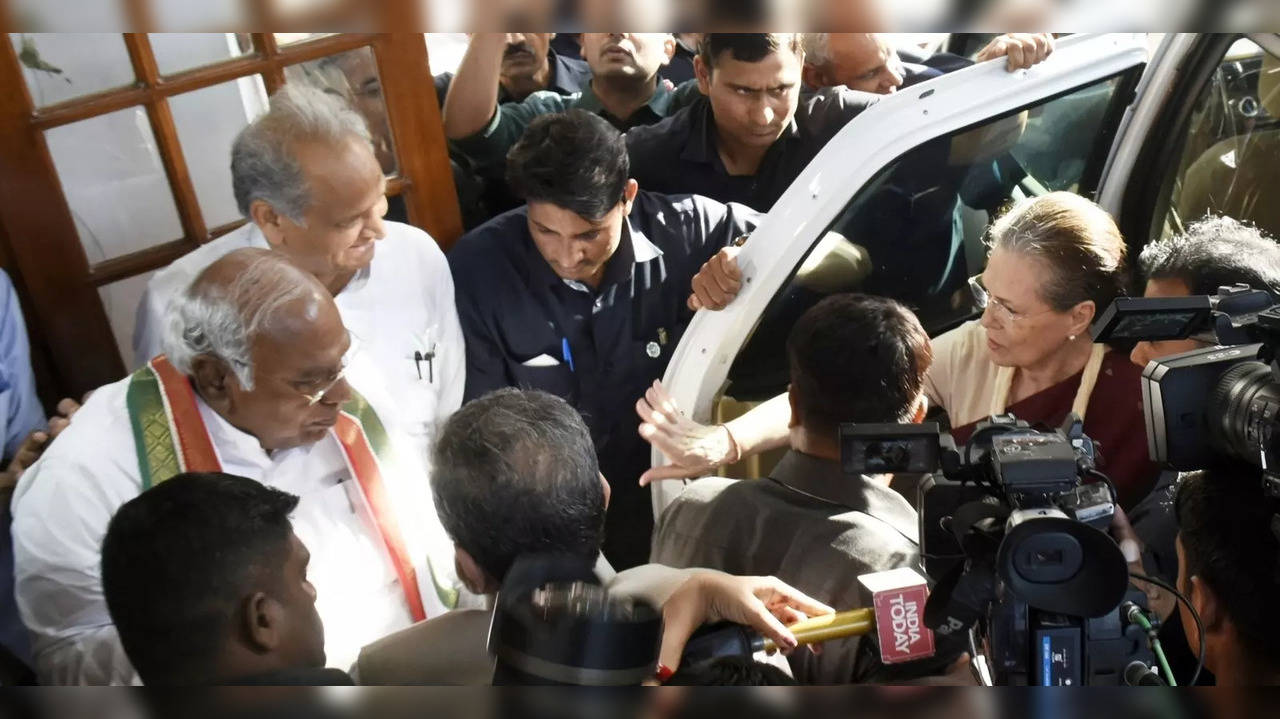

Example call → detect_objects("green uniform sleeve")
448 91 573 177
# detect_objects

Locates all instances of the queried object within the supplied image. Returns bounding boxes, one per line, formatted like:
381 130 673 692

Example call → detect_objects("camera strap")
989 343 1107 420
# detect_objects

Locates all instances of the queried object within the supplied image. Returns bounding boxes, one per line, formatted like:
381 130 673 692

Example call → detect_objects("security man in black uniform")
449 110 760 570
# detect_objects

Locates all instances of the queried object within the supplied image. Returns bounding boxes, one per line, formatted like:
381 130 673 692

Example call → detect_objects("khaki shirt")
650 450 921 684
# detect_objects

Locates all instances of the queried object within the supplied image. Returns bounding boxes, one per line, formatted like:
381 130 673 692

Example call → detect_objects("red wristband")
655 663 675 683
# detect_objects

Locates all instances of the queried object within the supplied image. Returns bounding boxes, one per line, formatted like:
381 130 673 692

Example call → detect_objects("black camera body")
841 415 1149 685
1092 283 1280 501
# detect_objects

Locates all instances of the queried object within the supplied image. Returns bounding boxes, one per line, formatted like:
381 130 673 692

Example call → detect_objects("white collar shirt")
9 354 465 685
133 221 465 456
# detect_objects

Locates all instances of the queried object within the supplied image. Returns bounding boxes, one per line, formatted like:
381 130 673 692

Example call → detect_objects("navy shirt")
449 191 761 569
625 87 880 212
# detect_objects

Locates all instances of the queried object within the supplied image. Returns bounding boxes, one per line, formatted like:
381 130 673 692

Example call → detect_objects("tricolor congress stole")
125 355 433 622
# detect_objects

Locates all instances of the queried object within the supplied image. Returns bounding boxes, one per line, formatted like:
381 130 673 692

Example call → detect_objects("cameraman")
1173 465 1280 686
1111 217 1280 684
650 294 940 684
1130 216 1280 368
1123 217 1280 587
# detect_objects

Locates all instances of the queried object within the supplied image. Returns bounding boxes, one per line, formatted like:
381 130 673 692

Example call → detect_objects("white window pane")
275 33 336 47
149 33 252 76
9 33 135 108
44 107 184 264
99 270 155 369
170 75 269 228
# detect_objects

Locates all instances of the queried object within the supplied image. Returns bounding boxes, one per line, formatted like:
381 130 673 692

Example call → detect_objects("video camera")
1092 283 1280 501
842 415 1153 685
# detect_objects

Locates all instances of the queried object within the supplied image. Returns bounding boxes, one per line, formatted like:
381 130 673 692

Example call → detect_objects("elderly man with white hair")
800 33 1055 95
134 83 462 455
12 249 466 685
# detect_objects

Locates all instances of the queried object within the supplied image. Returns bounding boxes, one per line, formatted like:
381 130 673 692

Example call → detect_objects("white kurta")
9 355 468 685
132 221 465 455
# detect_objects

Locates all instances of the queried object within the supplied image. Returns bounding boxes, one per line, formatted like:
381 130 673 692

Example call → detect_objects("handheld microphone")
1124 661 1165 686
681 568 937 667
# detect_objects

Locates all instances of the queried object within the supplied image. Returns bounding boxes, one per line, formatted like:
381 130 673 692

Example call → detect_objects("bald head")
164 248 332 389
802 33 904 94
163 249 353 451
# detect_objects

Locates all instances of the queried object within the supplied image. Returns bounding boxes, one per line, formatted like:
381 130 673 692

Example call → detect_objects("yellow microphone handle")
761 608 876 652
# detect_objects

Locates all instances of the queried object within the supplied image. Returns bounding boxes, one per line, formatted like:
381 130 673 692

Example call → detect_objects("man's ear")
455 546 498 595
249 200 288 251
661 34 676 65
801 62 829 90
693 55 712 96
243 591 283 653
622 179 639 213
787 384 802 429
599 472 612 510
1189 575 1223 632
190 354 235 410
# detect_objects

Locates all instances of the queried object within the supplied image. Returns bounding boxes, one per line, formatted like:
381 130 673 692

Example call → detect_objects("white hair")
230 83 373 223
801 33 832 67
162 251 320 390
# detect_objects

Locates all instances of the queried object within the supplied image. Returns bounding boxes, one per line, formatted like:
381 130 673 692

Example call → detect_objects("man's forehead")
528 202 616 233
294 138 382 205
715 51 802 82
831 33 886 62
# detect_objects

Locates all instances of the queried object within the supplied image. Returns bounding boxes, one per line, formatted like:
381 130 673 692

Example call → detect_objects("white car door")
652 33 1151 515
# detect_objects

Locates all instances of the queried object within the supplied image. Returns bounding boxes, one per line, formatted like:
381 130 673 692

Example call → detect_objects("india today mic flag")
859 567 936 664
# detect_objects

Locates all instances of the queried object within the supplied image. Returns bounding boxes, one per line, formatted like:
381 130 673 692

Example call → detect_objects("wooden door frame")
0 32 461 399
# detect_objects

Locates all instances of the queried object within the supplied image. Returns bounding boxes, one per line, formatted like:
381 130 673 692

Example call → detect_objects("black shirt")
625 87 880 212
659 42 697 85
449 191 761 569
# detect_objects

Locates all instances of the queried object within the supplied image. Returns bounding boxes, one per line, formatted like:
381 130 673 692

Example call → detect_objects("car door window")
725 72 1137 401
1148 37 1279 242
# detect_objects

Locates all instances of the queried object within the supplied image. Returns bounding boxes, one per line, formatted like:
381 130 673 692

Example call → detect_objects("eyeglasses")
249 332 360 407
968 275 1053 325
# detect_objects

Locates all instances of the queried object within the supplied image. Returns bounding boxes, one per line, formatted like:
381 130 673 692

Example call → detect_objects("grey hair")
161 250 320 390
431 388 605 580
230 83 373 223
986 192 1129 312
801 33 831 67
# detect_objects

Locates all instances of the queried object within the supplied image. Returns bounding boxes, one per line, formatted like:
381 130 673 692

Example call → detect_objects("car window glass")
725 71 1136 402
1149 37 1279 242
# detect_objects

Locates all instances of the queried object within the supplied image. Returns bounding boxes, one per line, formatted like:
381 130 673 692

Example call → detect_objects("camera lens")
1208 361 1280 465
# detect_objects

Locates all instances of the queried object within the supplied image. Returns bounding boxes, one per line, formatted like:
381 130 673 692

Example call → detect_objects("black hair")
1175 465 1280 668
101 472 300 685
505 109 630 221
1139 216 1280 296
698 33 803 70
432 388 606 582
666 656 798 685
787 294 932 436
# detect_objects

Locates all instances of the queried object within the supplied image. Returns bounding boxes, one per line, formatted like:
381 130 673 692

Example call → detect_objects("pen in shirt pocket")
561 337 576 372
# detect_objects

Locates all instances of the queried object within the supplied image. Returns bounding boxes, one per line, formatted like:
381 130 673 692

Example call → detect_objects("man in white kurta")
12 250 465 684
132 84 463 454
